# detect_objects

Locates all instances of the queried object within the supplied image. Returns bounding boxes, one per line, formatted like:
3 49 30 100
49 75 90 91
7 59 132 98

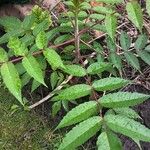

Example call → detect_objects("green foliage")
97 131 122 150
126 1 143 32
105 114 150 142
99 92 149 108
0 2 150 150
58 116 102 150
92 77 130 91
53 84 92 101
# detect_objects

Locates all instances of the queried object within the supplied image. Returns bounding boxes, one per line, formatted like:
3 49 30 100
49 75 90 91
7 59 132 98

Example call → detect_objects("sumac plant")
0 0 150 149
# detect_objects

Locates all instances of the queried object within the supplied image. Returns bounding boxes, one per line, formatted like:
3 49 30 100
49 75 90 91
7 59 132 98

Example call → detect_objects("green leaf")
22 15 35 30
21 72 32 87
53 84 92 101
62 64 86 77
92 77 130 91
0 29 25 44
97 131 122 150
0 62 23 105
31 80 41 92
89 14 105 20
126 1 143 32
57 101 98 129
109 53 122 71
124 51 140 70
0 16 21 30
43 48 65 70
92 6 114 14
8 37 28 56
50 71 59 90
145 45 150 52
52 101 61 117
146 0 150 16
33 20 49 36
22 55 46 86
113 107 141 119
138 51 150 65
105 114 150 142
58 116 102 150
135 34 148 50
99 92 150 108
87 62 112 75
0 47 8 63
120 31 131 51
54 34 73 45
36 31 48 49
105 14 117 40
96 0 123 4
107 36 116 52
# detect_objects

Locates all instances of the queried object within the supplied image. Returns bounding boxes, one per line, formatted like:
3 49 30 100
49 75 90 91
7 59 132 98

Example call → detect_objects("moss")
0 87 62 150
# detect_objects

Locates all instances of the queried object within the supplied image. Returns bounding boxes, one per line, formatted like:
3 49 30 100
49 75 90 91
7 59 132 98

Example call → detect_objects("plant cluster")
0 0 150 149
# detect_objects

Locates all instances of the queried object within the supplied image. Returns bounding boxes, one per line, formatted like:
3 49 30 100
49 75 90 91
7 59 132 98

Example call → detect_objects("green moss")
0 87 62 150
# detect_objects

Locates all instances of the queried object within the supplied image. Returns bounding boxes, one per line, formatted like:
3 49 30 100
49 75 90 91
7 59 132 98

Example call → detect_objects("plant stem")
75 11 80 62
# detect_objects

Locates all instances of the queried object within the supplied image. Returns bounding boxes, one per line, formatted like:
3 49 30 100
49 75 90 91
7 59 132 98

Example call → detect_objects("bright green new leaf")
105 14 117 40
0 47 8 63
21 72 32 87
120 31 131 51
92 77 130 91
99 92 150 108
135 34 148 50
105 114 150 142
36 31 48 49
22 55 46 86
97 131 122 150
57 101 98 129
0 62 23 105
58 116 102 150
62 64 86 77
43 48 65 70
8 37 28 56
87 62 112 75
124 51 140 70
113 107 141 119
126 1 143 32
53 84 92 101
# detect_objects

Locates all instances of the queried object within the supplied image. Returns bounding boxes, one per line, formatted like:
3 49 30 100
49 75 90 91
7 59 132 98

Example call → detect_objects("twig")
29 75 73 109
